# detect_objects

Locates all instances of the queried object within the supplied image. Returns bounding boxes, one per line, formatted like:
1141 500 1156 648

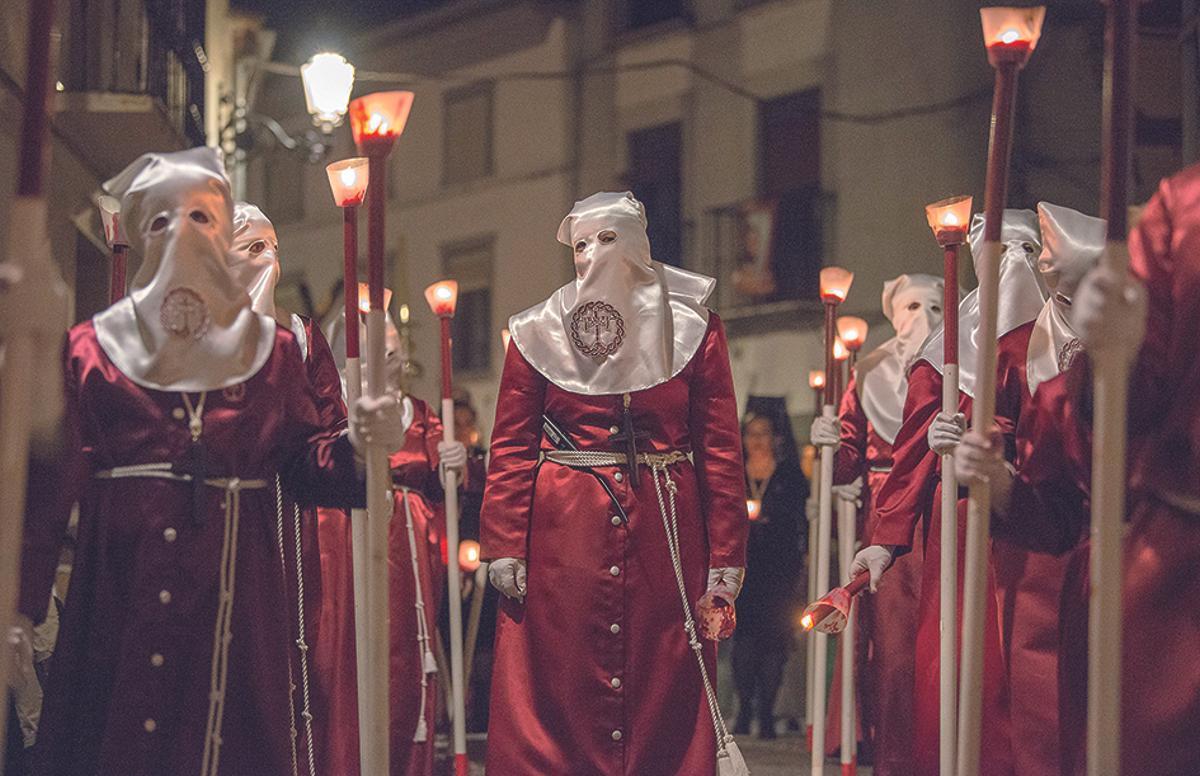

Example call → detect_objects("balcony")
699 186 836 331
54 0 207 178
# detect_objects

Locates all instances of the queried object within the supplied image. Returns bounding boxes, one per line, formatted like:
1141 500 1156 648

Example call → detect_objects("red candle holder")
980 6 1045 68
326 157 370 207
349 91 415 158
925 195 973 248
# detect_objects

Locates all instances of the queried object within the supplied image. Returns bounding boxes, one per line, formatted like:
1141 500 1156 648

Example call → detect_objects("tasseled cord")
718 735 750 776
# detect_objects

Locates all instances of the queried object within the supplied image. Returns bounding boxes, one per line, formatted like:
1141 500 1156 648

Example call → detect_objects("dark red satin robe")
823 375 919 776
314 397 446 776
22 322 362 776
870 322 1036 776
480 314 748 776
279 315 348 763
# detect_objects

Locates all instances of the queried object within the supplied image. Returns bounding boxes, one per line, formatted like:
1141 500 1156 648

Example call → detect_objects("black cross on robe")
608 394 651 488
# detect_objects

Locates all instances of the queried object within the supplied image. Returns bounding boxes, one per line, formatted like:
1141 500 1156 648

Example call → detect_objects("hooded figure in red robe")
481 192 749 775
851 209 1046 776
229 201 348 773
314 308 465 776
18 147 408 776
958 162 1200 776
812 272 944 774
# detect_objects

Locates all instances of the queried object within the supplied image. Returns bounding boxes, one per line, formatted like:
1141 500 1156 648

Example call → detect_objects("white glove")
1072 266 1147 361
927 412 966 456
805 494 820 524
437 439 467 488
810 415 839 447
954 428 1015 515
349 394 408 457
488 557 527 602
832 476 863 506
705 566 745 602
6 615 34 692
849 545 894 593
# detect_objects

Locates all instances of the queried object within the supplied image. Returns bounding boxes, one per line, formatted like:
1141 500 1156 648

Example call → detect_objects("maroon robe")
870 321 1036 776
480 314 748 776
22 322 362 776
278 315 348 763
314 397 446 776
823 374 919 776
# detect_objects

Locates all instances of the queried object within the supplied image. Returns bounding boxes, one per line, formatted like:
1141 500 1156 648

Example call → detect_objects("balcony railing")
700 186 836 322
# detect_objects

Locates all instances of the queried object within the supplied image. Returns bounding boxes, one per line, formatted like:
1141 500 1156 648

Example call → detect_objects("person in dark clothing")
733 396 808 739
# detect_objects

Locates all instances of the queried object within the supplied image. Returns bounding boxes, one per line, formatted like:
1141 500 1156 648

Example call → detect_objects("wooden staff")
349 91 414 776
0 0 58 762
425 279 469 776
1090 2 1137 773
805 370 824 752
812 267 852 776
925 194 972 773
959 10 1044 776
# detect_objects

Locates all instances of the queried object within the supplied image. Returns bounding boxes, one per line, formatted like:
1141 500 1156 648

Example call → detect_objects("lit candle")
746 499 762 522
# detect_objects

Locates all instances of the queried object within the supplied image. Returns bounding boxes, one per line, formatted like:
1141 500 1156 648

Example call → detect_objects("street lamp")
301 52 356 133
924 193 972 775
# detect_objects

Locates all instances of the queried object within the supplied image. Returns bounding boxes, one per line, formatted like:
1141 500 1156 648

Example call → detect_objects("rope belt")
399 487 439 744
274 476 317 776
541 449 743 770
869 465 893 474
1157 489 1200 517
542 449 690 469
93 464 268 776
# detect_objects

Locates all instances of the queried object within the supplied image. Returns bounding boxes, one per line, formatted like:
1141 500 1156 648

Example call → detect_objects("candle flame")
801 613 814 631
435 285 453 301
458 539 482 572
1000 28 1020 44
833 339 849 360
399 304 410 324
339 167 357 187
808 370 825 390
942 211 960 226
367 112 388 134
746 499 762 522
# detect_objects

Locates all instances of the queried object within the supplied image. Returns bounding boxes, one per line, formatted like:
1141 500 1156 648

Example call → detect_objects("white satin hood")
509 191 713 395
231 202 281 318
918 209 1046 398
1026 202 1104 395
859 273 945 444
93 147 274 392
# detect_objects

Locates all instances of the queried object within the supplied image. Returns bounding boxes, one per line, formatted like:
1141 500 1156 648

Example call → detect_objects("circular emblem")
1058 337 1084 373
222 383 246 404
570 301 625 362
159 287 211 340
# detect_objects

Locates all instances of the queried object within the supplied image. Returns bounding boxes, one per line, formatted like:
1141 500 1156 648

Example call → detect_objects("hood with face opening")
917 209 1046 398
92 147 275 392
231 202 281 318
509 191 714 395
1025 202 1105 395
857 273 945 444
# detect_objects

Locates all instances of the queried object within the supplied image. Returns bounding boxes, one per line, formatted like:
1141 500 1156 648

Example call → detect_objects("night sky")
231 0 454 61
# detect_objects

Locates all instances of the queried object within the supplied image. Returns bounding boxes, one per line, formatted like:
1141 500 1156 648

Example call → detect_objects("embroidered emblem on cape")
570 301 625 362
160 287 210 340
1058 337 1083 373
222 383 246 403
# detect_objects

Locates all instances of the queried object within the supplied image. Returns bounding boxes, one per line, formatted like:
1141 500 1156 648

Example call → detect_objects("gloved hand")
705 566 745 603
437 439 467 488
6 615 34 692
349 394 408 457
927 412 966 456
805 494 820 524
810 416 839 447
1072 265 1147 361
488 557 527 603
832 476 864 507
954 428 1015 515
849 545 895 593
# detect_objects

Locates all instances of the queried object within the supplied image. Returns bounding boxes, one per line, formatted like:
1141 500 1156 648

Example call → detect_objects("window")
443 83 494 185
625 0 687 30
627 122 683 267
265 149 305 223
442 238 494 373
755 89 823 301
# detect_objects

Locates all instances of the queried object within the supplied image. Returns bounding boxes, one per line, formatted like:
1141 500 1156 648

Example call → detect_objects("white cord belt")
542 450 690 469
93 463 269 492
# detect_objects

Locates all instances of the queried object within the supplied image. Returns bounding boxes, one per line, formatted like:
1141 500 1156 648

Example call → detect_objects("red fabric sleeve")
1001 372 1091 554
869 362 946 550
833 374 869 485
479 341 548 561
19 336 85 623
993 323 1033 459
688 314 749 568
303 316 348 433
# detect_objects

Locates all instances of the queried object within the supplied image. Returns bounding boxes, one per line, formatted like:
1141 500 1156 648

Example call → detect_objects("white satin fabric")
917 209 1046 398
859 274 944 445
93 147 274 392
509 192 713 395
1025 202 1105 395
230 202 281 319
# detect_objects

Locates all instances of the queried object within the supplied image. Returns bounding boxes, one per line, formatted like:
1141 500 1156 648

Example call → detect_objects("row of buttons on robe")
607 425 627 483
609 504 624 746
146 509 181 734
